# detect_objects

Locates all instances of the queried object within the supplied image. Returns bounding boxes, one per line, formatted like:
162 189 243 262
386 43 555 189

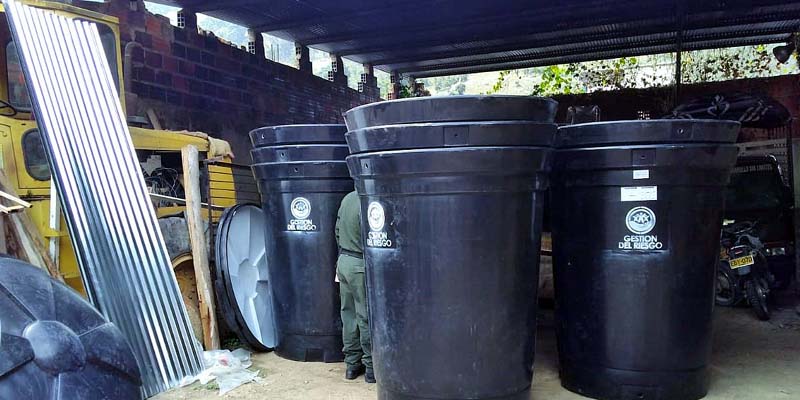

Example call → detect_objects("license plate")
729 255 755 269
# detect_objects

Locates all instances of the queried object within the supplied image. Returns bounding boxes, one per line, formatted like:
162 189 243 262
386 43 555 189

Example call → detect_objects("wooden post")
181 145 220 350
48 180 60 268
0 213 7 255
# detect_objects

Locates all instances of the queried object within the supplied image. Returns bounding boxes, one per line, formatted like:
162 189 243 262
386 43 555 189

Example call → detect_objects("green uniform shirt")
336 191 363 254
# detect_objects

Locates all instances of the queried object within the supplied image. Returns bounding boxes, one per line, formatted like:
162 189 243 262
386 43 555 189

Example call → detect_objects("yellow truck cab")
0 0 247 316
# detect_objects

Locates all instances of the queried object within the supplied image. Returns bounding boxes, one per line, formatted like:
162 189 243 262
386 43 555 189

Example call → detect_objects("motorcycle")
716 220 774 320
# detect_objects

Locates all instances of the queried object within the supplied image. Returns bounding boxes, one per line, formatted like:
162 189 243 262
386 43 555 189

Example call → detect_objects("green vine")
478 45 799 97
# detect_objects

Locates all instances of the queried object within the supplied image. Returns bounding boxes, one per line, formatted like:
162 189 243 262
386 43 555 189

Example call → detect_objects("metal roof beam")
251 0 435 32
368 18 800 67
192 1 263 13
341 2 800 61
394 30 792 73
365 19 674 66
303 0 638 46
397 34 790 78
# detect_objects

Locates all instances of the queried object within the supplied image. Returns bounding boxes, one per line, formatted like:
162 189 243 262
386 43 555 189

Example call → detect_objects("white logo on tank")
367 201 385 232
290 197 311 220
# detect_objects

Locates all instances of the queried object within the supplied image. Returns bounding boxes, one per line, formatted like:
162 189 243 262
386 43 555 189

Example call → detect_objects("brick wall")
552 74 800 142
77 0 380 162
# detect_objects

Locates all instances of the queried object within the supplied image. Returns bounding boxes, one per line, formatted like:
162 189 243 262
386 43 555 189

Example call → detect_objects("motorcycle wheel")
715 264 739 306
746 279 771 321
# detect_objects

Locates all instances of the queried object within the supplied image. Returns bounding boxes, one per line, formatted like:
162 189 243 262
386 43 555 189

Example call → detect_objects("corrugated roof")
149 0 800 77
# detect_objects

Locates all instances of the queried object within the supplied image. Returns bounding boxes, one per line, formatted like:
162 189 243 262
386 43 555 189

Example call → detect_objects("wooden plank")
146 108 162 130
0 169 61 281
181 145 220 350
0 189 32 207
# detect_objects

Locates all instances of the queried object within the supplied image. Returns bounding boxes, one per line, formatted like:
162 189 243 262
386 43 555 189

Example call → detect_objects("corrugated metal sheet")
3 0 203 397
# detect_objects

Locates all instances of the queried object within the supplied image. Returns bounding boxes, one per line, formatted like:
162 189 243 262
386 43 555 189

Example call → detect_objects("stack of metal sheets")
3 0 203 396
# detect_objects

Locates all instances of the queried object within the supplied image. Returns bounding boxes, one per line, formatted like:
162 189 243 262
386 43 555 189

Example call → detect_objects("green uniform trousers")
336 253 372 369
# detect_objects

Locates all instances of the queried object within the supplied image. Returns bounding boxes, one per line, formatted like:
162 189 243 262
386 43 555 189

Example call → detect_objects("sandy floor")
156 294 800 400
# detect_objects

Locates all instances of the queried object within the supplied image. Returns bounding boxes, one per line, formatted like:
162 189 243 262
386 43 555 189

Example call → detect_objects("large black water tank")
551 120 740 400
0 257 142 400
344 96 557 400
250 124 350 362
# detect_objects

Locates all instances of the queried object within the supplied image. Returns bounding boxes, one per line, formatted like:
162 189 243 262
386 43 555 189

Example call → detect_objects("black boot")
346 364 365 380
364 368 376 383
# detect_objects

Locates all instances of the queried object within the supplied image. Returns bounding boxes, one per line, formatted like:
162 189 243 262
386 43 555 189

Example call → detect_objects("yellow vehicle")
0 0 254 324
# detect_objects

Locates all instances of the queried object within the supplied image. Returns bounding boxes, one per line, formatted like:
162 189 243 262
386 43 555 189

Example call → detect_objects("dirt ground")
156 293 800 400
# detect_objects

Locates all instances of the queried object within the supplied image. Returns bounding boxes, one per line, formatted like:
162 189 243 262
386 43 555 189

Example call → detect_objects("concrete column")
129 0 144 11
359 63 379 97
328 54 347 85
389 72 402 100
295 44 312 73
177 9 197 30
247 29 265 59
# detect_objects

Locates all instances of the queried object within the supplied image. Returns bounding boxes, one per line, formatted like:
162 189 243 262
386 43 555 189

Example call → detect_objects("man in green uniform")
335 190 374 383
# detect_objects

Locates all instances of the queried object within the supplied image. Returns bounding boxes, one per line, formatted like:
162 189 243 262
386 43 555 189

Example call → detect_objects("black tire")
715 263 739 306
746 279 771 321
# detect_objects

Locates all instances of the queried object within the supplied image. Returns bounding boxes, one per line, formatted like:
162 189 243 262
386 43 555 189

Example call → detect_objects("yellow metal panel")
208 180 258 192
209 171 247 181
210 188 239 199
0 1 243 298
26 198 83 290
1 1 126 114
208 165 240 175
130 127 210 151
6 119 48 193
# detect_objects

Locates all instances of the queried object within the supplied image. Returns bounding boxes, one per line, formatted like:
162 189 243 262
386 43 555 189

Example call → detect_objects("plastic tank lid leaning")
344 95 558 130
556 119 741 148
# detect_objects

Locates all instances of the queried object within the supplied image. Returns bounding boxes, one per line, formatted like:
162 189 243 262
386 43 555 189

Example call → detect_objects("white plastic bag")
180 348 260 395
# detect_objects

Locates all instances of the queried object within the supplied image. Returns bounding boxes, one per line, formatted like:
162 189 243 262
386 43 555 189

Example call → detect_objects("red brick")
93 1 378 161
127 10 145 29
178 61 194 75
162 56 179 73
145 16 163 35
144 51 162 68
172 76 187 91
151 37 170 54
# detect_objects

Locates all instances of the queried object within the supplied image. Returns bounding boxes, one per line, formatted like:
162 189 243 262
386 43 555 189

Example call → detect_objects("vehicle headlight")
766 247 786 256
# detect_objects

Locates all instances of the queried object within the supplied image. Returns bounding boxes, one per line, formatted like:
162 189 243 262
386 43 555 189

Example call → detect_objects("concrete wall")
78 0 380 161
552 74 800 142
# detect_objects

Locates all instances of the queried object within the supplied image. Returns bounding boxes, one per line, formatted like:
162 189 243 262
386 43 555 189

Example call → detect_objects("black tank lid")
346 121 555 154
556 120 740 148
252 160 351 179
250 124 347 147
344 95 558 130
251 144 350 163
